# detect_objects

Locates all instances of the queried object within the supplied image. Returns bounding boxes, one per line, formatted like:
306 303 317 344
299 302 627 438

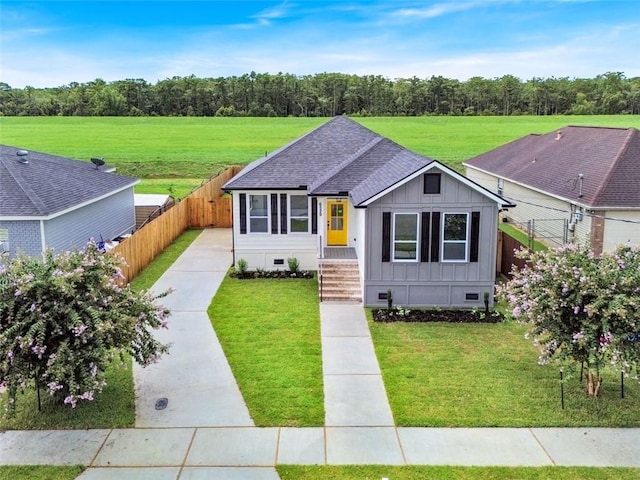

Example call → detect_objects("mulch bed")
373 307 503 323
230 270 314 279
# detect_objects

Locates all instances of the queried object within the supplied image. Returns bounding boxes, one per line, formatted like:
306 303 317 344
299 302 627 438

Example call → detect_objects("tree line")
1 71 639 117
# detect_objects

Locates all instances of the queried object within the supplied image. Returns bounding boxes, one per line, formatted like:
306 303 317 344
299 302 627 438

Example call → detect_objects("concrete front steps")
319 259 362 303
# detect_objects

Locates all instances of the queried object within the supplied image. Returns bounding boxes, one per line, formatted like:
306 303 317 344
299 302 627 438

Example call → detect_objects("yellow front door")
327 200 348 245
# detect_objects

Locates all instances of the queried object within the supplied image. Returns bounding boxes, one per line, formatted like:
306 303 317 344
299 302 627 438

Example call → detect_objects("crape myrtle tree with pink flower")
0 242 170 414
499 243 640 397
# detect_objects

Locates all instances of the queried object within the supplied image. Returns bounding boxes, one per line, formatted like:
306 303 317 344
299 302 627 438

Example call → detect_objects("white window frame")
442 212 469 262
497 178 504 196
248 194 269 234
392 212 419 262
289 194 309 234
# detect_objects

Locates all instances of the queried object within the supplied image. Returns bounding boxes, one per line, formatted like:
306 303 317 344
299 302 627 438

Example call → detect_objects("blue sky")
1 1 639 88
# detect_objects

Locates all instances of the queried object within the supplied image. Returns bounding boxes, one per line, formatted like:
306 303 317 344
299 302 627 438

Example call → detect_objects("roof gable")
464 126 640 208
0 145 139 218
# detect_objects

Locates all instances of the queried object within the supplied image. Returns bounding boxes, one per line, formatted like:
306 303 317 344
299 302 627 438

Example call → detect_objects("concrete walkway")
1 229 640 477
133 229 253 428
321 303 395 427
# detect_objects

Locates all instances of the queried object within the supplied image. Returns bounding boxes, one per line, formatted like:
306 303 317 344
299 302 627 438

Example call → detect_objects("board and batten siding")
0 220 42 257
232 190 318 271
43 188 136 252
364 170 499 308
466 168 591 247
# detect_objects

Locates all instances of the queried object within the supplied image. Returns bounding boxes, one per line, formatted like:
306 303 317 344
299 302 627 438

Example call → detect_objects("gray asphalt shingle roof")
223 116 434 205
464 126 640 208
0 145 139 217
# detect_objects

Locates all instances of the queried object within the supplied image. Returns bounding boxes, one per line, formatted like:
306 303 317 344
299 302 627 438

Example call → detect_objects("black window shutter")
421 212 431 262
382 212 391 262
280 193 287 234
239 193 247 234
271 194 278 234
470 211 480 262
430 212 440 262
311 198 318 234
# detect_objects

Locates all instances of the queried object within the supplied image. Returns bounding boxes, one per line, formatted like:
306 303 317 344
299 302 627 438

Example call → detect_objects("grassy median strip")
208 275 324 426
277 466 640 480
0 229 201 430
370 315 640 427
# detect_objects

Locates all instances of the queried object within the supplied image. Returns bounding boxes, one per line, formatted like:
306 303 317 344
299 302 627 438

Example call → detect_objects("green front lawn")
208 274 324 426
278 466 640 480
370 316 640 427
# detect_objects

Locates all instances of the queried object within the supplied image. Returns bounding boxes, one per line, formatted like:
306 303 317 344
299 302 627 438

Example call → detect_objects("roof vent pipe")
578 173 584 197
556 130 563 140
16 150 29 164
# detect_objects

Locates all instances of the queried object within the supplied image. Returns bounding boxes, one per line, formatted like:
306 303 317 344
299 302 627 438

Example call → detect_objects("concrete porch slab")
324 375 394 426
186 428 279 466
0 429 109 465
92 429 194 467
326 427 404 465
277 427 325 465
322 337 381 375
531 428 640 466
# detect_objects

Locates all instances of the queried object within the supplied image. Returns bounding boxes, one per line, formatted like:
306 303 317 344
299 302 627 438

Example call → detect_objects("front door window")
327 200 347 245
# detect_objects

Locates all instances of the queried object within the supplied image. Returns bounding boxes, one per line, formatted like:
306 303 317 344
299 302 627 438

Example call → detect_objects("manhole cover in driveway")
155 397 168 410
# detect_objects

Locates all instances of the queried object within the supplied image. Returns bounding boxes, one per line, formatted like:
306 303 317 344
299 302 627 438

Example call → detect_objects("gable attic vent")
16 150 29 164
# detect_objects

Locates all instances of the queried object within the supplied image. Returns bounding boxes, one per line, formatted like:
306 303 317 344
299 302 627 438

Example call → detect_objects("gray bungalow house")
223 116 513 308
0 145 138 258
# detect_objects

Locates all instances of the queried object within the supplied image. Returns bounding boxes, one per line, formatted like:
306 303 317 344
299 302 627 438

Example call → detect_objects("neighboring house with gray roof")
223 116 512 308
463 126 640 254
0 145 138 258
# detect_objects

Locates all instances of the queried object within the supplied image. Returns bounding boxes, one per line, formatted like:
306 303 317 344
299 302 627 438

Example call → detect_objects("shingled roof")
0 145 138 218
223 116 437 206
464 126 640 209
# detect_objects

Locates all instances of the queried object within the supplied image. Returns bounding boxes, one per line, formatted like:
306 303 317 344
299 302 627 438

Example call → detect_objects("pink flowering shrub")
0 242 170 414
499 243 640 397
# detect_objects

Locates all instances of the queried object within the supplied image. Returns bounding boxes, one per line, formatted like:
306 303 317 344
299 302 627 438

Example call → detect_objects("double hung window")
249 194 268 233
393 213 419 261
442 213 468 261
289 195 309 233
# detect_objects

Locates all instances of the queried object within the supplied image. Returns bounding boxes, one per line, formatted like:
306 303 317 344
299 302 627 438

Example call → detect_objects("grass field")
1 116 639 197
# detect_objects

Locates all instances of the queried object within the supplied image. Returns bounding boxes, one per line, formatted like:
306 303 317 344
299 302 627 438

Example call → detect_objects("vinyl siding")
232 190 318 271
466 168 590 247
0 220 42 257
364 170 499 308
602 210 640 252
43 188 135 252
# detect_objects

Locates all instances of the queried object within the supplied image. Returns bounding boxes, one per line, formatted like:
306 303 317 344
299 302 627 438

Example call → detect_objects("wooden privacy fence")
498 230 529 278
112 165 242 282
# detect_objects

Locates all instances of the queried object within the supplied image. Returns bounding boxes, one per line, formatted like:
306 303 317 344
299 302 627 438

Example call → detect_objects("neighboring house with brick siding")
464 126 640 254
223 116 512 308
0 145 138 258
